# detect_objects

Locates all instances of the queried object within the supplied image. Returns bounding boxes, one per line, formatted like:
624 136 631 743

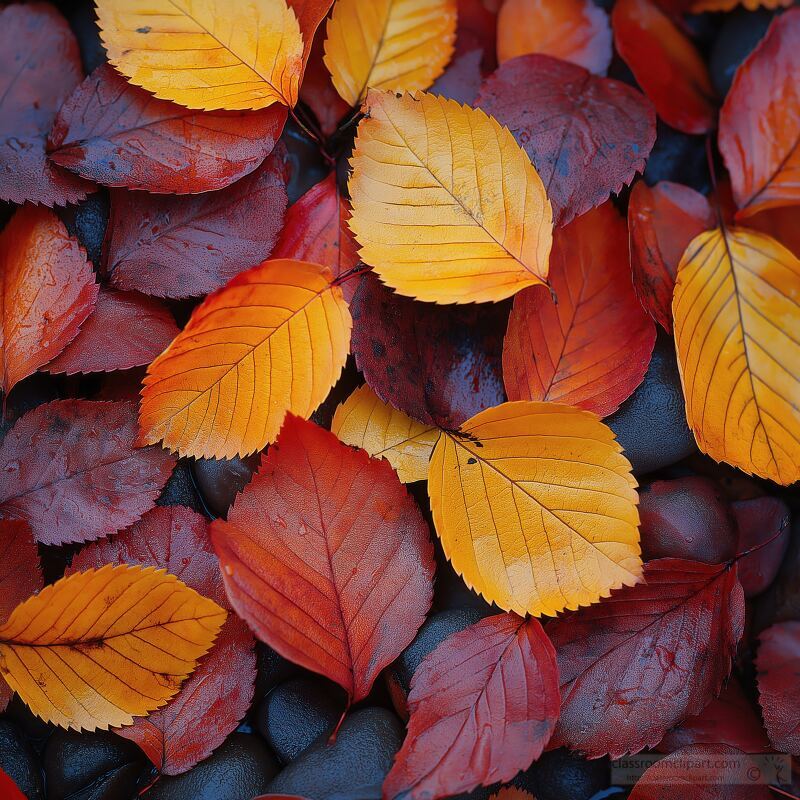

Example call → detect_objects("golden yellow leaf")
332 384 440 482
348 90 553 304
96 0 304 110
673 227 800 485
0 564 226 732
428 401 641 617
323 0 457 107
139 259 351 459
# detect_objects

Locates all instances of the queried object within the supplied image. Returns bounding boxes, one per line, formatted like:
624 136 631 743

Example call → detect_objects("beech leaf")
757 622 800 756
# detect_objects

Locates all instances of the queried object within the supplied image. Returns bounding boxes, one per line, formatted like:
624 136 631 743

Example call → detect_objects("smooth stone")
754 515 800 634
519 748 610 800
644 121 709 195
156 460 205 515
710 9 775 98
254 643 299 702
56 190 109 270
0 720 44 800
191 455 258 518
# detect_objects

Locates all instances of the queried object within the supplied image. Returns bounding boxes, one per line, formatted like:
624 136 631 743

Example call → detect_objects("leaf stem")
289 106 336 167
730 518 790 563
328 698 351 744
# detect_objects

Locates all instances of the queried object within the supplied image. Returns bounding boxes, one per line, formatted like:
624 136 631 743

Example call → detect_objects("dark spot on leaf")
136 26 151 33
467 457 477 465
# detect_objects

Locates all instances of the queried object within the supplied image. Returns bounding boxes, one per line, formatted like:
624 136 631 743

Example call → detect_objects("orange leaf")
692 0 792 10
490 790 536 800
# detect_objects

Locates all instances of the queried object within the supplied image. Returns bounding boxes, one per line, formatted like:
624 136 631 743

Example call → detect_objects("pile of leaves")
0 0 799 798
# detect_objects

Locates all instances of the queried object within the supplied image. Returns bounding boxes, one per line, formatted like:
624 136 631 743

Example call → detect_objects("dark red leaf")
757 622 800 756
734 497 791 599
48 63 287 194
456 0 498 70
350 273 506 428
69 506 256 775
431 49 484 106
383 613 560 799
548 559 745 758
0 400 175 546
298 32 350 137
211 416 435 703
475 54 655 226
103 149 289 299
0 3 93 206
0 768 26 800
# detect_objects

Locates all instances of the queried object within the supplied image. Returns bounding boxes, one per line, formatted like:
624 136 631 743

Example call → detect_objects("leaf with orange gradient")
497 0 612 74
348 90 553 304
673 227 800 485
96 0 305 111
428 402 642 617
490 790 536 800
323 0 457 106
139 259 351 459
0 564 226 732
332 385 439 483
718 10 800 218
503 203 655 417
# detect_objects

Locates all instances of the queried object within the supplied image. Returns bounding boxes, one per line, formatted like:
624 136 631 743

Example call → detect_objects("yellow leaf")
0 564 226 731
348 90 553 304
673 227 800 485
428 401 641 617
139 259 352 459
323 0 456 107
332 384 440 482
96 0 304 110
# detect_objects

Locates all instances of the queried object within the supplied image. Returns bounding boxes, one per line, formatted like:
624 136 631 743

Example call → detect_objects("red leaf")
350 274 506 428
103 150 289 299
456 0 498 70
475 54 655 226
298 35 351 137
69 506 256 775
0 205 98 395
211 416 435 703
0 3 93 206
758 622 800 755
733 497 791 598
612 0 716 135
0 768 26 800
503 202 655 416
628 181 715 333
383 613 560 799
48 63 287 194
45 289 178 376
431 49 484 106
287 0 335 69
0 400 175 546
548 559 745 758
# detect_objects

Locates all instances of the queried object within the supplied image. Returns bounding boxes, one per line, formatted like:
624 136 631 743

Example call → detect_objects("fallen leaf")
503 202 656 416
673 227 800 485
475 54 655 226
549 559 745 758
0 400 175 546
287 0 335 67
48 63 288 194
323 0 457 106
383 613 559 798
692 0 793 11
0 768 25 800
457 0 498 69
0 564 226 732
211 416 435 702
428 401 642 617
490 790 536 800
734 496 791 598
97 0 305 110
746 207 800 259
0 205 98 396
348 90 552 304
757 622 800 755
298 34 351 137
139 259 351 458
103 150 289 299
430 48 484 106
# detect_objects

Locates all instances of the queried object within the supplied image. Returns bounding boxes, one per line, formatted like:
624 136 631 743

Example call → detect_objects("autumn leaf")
298 33 351 137
0 205 98 396
673 227 800 485
692 0 793 11
503 202 656 417
718 9 799 218
323 0 457 106
0 768 25 800
0 400 175 546
733 496 790 598
757 622 800 755
0 564 226 732
348 90 553 304
211 416 435 702
332 385 439 483
475 54 656 227
549 559 745 758
490 790 536 800
383 613 559 799
428 401 642 617
139 259 351 458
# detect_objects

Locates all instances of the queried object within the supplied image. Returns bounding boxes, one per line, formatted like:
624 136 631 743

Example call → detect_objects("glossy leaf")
383 614 559 798
503 202 655 417
475 54 655 227
734 496 791 598
323 0 457 106
757 622 800 755
103 150 288 299
349 90 552 304
0 205 98 396
96 0 305 110
48 64 288 194
0 400 175 546
428 401 642 617
0 564 226 732
139 259 351 458
211 416 435 702
673 227 800 485
549 559 745 758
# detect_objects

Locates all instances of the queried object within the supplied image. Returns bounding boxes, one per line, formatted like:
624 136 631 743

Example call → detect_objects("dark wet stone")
710 9 775 98
56 190 109 269
754 515 800 634
282 122 328 205
254 643 299 702
644 121 709 195
156 460 204 515
516 748 610 800
0 720 44 800
191 455 258 518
